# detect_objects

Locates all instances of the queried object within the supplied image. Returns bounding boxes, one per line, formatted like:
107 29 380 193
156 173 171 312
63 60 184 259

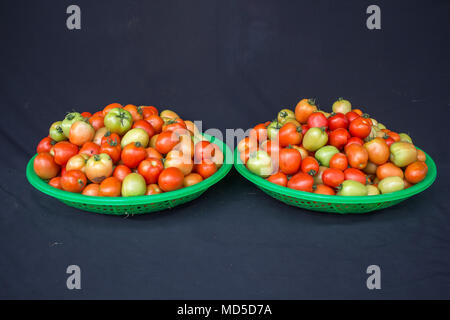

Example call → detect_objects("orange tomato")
48 177 62 189
69 121 95 146
99 177 122 197
295 98 318 124
123 104 143 122
416 149 426 162
183 173 203 187
34 152 60 179
103 103 122 116
145 147 163 160
345 144 368 169
329 153 348 171
364 138 389 165
82 183 100 196
405 161 428 184
89 115 104 131
376 163 404 180
113 165 132 182
313 184 336 195
146 184 163 195
61 170 87 193
145 114 164 133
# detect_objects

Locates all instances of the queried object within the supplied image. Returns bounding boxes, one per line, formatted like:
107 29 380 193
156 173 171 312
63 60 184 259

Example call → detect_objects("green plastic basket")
234 147 437 214
26 134 232 215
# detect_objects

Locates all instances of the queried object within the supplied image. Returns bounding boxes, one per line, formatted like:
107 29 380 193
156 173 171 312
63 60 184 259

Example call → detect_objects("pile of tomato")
239 98 428 196
33 104 223 197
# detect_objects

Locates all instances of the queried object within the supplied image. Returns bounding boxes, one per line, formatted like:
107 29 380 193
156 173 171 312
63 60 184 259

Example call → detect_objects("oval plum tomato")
79 141 100 157
61 170 87 193
99 177 122 197
85 153 113 183
253 123 268 142
100 140 121 164
328 128 351 150
194 141 215 162
300 156 319 176
52 141 79 166
121 173 147 197
267 172 288 187
121 142 147 168
138 158 164 184
345 137 364 148
82 184 100 196
405 161 428 184
345 111 360 123
194 159 217 179
322 168 345 188
155 131 180 155
66 154 89 172
349 117 372 139
162 118 187 133
37 137 56 153
416 149 426 162
34 153 60 179
329 153 348 171
48 177 62 189
278 122 303 147
287 172 314 192
145 114 164 134
364 138 389 165
183 173 203 187
113 164 132 182
145 147 163 160
328 113 349 131
279 147 302 175
103 103 122 116
307 112 328 129
314 184 336 195
123 104 143 122
146 184 163 195
158 167 184 192
344 168 367 185
69 120 95 146
89 115 104 131
141 106 158 118
295 98 318 124
345 144 369 170
376 163 404 180
132 119 156 138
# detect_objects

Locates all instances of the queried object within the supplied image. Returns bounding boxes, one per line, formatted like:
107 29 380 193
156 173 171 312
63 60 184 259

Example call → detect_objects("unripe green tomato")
315 145 339 167
267 121 282 140
377 123 386 130
378 176 404 194
366 185 380 195
49 121 67 142
104 108 133 135
389 142 417 167
122 173 147 197
246 150 273 178
277 109 295 124
61 112 84 137
337 180 368 196
398 133 413 144
332 98 352 114
302 127 328 151
121 128 149 148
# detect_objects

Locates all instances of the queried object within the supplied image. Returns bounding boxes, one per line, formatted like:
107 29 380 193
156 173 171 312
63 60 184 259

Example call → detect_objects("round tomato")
345 111 360 123
49 121 66 142
314 184 336 195
349 117 372 139
113 164 132 182
364 138 389 165
328 113 349 131
133 119 156 138
82 183 100 196
99 177 122 197
103 103 122 116
37 137 56 153
344 168 366 185
278 122 303 147
164 151 193 176
405 161 428 184
345 136 364 148
85 153 113 183
329 128 351 150
89 115 104 131
123 104 143 122
66 154 89 172
61 170 87 193
295 98 318 124
261 140 280 157
158 167 184 192
307 112 328 129
277 109 296 124
51 141 79 166
69 120 95 146
345 144 368 169
332 98 352 114
246 150 273 178
34 153 60 179
252 123 268 142
194 159 218 179
183 173 203 187
329 153 348 171
121 128 149 148
145 147 163 160
155 131 180 155
138 158 164 184
194 141 215 162
100 140 121 164
279 147 302 175
322 168 345 188
267 172 288 187
141 106 158 118
101 132 121 146
287 172 314 192
61 112 84 137
301 156 319 176
302 127 328 151
104 108 133 135
79 141 100 157
122 173 147 197
121 142 147 168
145 114 164 133
146 184 163 195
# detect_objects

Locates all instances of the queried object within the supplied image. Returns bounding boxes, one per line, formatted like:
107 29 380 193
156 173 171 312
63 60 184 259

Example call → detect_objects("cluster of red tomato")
33 104 223 197
239 98 428 196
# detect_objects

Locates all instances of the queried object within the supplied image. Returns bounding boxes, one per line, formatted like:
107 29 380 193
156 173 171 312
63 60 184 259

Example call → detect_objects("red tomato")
141 106 158 118
278 122 303 147
48 177 62 189
384 137 395 147
82 184 100 196
349 117 371 139
123 104 143 122
252 123 268 142
101 132 121 145
61 170 87 193
34 153 60 179
322 168 345 188
328 113 349 131
37 137 56 153
162 118 187 133
267 172 288 187
314 184 336 195
52 141 79 166
344 168 367 184
158 167 184 192
145 147 163 160
99 177 122 197
121 142 147 168
138 158 164 184
79 141 100 157
133 119 156 138
89 115 105 131
146 184 163 195
194 141 216 162
279 147 302 175
113 164 132 182
307 112 328 129
329 153 348 171
100 141 121 164
145 114 164 134
345 137 364 148
329 128 351 150
345 144 369 170
300 156 319 176
345 111 360 123
194 159 217 179
155 131 180 155
287 172 314 192
81 112 92 118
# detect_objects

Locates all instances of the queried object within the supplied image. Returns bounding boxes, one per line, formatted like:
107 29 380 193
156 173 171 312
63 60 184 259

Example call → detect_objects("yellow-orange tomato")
99 177 122 197
82 183 100 196
123 104 143 122
237 137 257 154
376 163 404 180
416 149 426 162
66 154 89 172
69 121 95 146
313 184 336 195
295 98 318 124
364 138 389 165
183 173 203 187
345 144 368 170
164 150 193 176
405 161 428 184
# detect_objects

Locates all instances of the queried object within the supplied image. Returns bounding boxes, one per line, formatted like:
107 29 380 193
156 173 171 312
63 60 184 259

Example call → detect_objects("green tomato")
377 123 386 130
332 97 352 114
366 185 380 195
277 109 295 124
121 128 149 148
121 173 147 197
49 121 67 142
378 176 404 194
315 145 339 167
398 133 413 144
61 112 84 137
104 108 133 135
337 180 368 196
389 142 417 167
267 121 282 140
246 150 273 178
303 127 328 151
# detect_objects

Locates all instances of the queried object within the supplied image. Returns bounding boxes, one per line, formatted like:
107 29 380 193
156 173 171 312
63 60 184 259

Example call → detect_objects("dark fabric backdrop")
0 0 449 299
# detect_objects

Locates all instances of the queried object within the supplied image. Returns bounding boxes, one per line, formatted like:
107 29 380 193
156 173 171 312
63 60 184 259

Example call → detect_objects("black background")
1 0 449 299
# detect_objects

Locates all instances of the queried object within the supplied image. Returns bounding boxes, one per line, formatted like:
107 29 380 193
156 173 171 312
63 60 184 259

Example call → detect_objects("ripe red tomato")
261 140 280 157
329 153 348 171
252 123 268 142
100 141 122 164
267 172 288 187
146 184 163 195
344 168 367 184
194 141 216 162
329 128 351 150
138 158 164 184
279 147 302 175
123 104 143 122
79 141 101 157
328 113 349 131
61 170 87 193
307 112 328 129
278 122 303 147
34 153 60 179
162 118 187 133
300 156 319 176
155 131 180 155
89 115 104 131
345 111 360 123
194 159 217 179
101 132 121 145
384 136 395 147
99 177 122 197
48 176 62 189
322 168 345 188
37 137 56 153
133 119 156 138
287 172 314 192
82 184 100 196
145 114 164 134
314 184 336 195
121 142 147 168
52 141 79 166
158 167 184 192
113 164 132 182
345 137 364 148
141 106 158 118
349 117 371 139
81 112 92 118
